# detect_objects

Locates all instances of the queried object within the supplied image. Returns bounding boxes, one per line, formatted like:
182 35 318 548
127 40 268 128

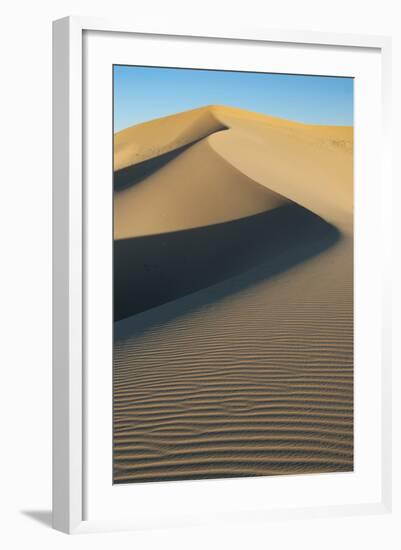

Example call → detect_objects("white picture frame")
52 16 392 534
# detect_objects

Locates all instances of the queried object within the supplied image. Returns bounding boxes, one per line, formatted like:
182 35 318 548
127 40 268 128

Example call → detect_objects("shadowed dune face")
114 105 228 171
114 126 229 192
113 104 353 483
114 205 339 321
114 141 197 192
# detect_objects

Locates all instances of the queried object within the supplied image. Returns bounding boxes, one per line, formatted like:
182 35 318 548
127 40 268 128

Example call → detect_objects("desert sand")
113 105 353 483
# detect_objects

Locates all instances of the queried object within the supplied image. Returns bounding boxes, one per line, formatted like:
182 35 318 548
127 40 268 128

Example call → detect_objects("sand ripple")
113 235 352 483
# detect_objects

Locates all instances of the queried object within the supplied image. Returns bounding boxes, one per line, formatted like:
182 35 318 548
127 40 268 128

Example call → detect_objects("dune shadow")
114 203 340 324
114 143 196 191
114 127 228 192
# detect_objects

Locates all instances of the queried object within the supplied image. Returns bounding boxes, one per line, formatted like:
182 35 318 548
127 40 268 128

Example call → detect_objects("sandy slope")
113 105 353 483
114 105 228 171
114 137 289 238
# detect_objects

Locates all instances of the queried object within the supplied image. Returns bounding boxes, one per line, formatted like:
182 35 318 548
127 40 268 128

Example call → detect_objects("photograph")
112 65 354 484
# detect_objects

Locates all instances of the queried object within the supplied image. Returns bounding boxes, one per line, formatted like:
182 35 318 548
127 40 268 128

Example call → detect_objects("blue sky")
114 65 353 132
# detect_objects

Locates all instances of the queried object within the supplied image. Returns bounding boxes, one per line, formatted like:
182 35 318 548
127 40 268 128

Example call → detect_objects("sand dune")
114 136 289 239
114 105 228 172
113 105 353 483
114 105 352 236
114 205 339 320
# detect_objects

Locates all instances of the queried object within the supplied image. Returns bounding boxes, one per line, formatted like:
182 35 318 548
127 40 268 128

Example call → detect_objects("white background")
0 0 399 548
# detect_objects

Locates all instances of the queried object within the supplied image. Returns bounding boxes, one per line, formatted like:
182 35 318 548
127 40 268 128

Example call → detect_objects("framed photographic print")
52 17 392 534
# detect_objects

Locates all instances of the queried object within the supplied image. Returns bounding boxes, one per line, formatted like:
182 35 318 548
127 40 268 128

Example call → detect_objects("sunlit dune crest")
114 105 352 239
114 104 352 172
